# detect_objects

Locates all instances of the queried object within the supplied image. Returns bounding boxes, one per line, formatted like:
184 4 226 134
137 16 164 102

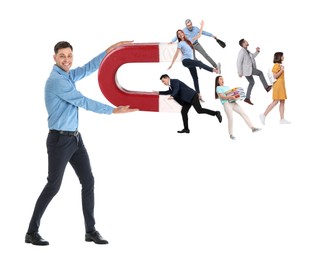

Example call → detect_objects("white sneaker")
217 62 221 74
280 119 291 124
230 135 236 140
259 114 265 125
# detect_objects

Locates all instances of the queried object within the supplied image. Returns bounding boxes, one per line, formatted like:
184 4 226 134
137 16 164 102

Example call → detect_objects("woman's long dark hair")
214 75 221 99
176 29 194 49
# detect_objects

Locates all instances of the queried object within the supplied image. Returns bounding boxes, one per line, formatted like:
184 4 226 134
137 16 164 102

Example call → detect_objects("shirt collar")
168 79 171 86
53 64 70 78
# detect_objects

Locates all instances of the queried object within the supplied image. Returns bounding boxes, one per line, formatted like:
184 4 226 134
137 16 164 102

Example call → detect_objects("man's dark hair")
160 74 170 80
54 41 73 54
239 38 245 47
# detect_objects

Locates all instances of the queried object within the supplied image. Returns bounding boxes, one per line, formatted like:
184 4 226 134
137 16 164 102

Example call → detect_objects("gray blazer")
237 48 259 77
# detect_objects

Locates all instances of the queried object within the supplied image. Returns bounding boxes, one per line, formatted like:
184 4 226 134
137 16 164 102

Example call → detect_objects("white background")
1 0 315 259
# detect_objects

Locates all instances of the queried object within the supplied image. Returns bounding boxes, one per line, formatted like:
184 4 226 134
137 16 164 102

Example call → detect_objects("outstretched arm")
113 105 139 113
192 20 204 42
253 47 260 58
168 48 181 70
202 30 216 39
169 36 177 44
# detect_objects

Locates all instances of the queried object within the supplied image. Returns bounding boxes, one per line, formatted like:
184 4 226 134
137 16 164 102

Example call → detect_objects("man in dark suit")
157 74 222 133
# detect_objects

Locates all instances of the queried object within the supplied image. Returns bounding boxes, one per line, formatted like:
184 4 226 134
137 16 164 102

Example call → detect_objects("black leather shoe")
216 111 222 123
244 98 254 105
25 232 49 246
85 231 108 244
177 129 190 133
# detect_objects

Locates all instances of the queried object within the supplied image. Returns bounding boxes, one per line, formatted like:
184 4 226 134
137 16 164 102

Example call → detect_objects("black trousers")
27 131 96 233
181 94 217 130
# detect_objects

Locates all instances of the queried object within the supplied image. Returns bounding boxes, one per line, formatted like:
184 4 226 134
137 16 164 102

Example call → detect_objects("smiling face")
53 47 73 72
177 30 185 41
185 21 193 31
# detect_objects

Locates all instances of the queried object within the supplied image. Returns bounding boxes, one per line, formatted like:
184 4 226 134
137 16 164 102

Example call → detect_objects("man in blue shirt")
170 19 221 73
25 40 138 246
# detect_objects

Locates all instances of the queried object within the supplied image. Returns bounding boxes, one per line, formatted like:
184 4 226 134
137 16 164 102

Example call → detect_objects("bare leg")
264 100 279 116
279 100 285 120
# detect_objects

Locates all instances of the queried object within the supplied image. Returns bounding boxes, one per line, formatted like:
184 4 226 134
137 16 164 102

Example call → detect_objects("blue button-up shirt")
45 51 114 131
178 41 194 60
171 26 213 44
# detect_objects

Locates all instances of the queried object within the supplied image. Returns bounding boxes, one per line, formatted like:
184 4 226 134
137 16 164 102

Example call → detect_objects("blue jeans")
182 59 214 93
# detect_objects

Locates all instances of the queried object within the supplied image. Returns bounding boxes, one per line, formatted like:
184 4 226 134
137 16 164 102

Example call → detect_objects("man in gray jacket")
237 39 271 105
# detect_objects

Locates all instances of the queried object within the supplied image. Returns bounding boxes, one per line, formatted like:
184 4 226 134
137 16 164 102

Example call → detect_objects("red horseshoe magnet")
98 43 181 112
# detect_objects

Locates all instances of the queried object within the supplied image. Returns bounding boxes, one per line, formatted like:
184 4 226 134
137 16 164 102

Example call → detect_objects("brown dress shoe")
266 85 272 92
244 98 254 105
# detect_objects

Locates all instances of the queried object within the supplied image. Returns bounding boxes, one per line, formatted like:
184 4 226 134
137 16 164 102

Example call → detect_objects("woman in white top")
215 75 261 140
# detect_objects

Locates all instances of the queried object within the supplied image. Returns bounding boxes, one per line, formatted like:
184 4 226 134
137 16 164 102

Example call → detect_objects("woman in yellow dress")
259 52 291 125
